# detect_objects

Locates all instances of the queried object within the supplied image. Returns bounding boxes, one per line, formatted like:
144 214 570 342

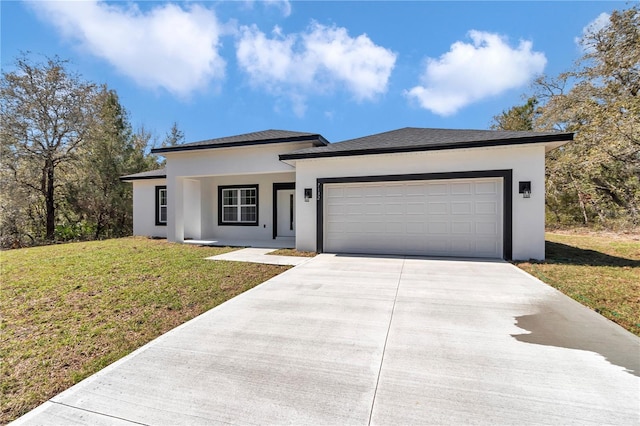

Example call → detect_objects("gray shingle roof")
279 127 574 160
120 168 166 181
151 129 327 154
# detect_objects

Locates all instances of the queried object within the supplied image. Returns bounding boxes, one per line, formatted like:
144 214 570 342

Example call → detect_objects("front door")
276 189 295 237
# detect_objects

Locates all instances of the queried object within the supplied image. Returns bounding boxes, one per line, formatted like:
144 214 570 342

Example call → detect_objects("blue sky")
1 1 627 144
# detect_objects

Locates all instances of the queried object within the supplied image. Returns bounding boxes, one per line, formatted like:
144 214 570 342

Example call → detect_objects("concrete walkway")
205 248 311 266
13 254 640 425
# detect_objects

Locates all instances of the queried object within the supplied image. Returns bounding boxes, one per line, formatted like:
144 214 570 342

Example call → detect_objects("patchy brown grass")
0 237 289 423
267 248 316 257
516 232 640 337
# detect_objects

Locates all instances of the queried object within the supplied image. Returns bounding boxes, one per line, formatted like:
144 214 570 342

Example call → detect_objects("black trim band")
120 174 166 181
280 134 573 161
316 170 513 260
155 185 167 226
272 182 295 239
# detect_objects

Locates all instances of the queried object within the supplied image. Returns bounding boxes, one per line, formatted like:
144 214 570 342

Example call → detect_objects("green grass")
267 248 316 257
0 238 289 423
516 231 640 337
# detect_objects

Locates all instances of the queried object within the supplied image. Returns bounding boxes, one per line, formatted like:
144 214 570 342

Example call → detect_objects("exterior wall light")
304 188 312 202
519 181 532 199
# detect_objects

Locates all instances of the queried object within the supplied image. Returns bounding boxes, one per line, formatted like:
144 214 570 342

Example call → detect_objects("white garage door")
324 178 503 258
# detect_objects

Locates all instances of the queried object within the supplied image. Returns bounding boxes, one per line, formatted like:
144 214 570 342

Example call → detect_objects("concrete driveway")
14 254 640 425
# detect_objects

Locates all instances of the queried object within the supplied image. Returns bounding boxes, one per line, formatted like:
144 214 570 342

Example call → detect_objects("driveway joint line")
367 257 405 425
49 401 149 425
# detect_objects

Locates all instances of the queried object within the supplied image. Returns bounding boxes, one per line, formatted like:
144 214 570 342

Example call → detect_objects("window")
218 185 259 226
155 186 167 226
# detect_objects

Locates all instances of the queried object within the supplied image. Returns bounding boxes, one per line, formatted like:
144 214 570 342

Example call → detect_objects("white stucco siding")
294 144 547 260
132 179 167 238
204 173 295 241
165 172 295 242
165 142 311 178
164 142 312 242
183 179 201 240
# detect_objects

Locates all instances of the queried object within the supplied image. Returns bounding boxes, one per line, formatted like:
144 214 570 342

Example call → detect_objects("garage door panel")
426 238 449 253
406 222 425 233
324 178 503 258
451 239 474 253
385 222 404 233
476 201 498 214
427 202 448 214
427 183 448 195
450 182 472 195
451 201 472 215
326 203 345 215
326 186 345 198
363 203 384 215
451 221 472 234
406 203 425 215
476 239 500 254
344 186 364 198
476 222 498 235
405 183 426 196
476 181 498 194
345 203 365 215
427 222 448 234
384 184 404 196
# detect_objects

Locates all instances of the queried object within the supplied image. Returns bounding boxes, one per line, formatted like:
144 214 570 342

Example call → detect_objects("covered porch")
168 171 298 247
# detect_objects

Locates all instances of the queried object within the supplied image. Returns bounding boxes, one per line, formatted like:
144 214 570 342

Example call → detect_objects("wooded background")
491 6 638 230
1 6 637 248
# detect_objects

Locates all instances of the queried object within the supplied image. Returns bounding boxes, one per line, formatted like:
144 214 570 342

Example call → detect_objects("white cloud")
241 0 292 17
29 0 226 98
264 0 292 17
406 31 546 116
575 12 610 52
236 22 396 115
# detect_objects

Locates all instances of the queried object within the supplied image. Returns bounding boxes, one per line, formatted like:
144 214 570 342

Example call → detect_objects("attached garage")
280 127 573 261
323 177 504 258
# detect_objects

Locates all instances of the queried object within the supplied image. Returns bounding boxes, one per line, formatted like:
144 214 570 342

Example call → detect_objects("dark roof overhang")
279 132 574 161
120 169 167 181
152 133 328 155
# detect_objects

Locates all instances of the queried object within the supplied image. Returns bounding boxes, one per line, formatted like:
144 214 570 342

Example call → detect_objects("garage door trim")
316 169 513 259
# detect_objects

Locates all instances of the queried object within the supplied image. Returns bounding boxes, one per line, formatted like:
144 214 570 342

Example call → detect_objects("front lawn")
516 231 640 337
0 238 289 423
267 248 316 257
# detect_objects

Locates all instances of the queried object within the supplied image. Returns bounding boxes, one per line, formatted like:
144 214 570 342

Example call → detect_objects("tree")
161 122 185 147
497 6 639 228
65 89 161 240
0 55 98 241
490 97 539 131
68 88 131 239
541 6 639 227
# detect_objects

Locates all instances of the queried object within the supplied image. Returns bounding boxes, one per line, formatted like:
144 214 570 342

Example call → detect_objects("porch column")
167 176 184 243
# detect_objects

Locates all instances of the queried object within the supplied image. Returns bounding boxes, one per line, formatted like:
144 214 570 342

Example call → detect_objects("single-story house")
121 127 573 260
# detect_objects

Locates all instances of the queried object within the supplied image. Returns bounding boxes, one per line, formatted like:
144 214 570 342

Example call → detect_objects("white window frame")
219 185 258 226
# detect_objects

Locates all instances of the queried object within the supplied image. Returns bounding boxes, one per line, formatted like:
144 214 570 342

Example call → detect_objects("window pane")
160 206 167 223
223 189 237 206
160 189 167 206
240 206 256 222
241 189 256 205
223 206 237 222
